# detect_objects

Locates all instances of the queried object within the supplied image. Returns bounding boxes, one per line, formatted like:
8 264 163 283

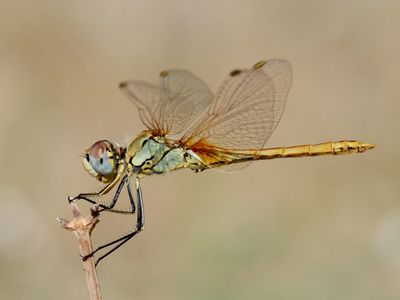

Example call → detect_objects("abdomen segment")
257 140 375 159
191 140 375 169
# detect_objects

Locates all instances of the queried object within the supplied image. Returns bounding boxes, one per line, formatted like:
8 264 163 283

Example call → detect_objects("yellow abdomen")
258 140 375 159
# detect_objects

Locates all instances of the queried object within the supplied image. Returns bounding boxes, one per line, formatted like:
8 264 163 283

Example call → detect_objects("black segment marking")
131 155 155 168
141 138 149 149
209 155 258 167
152 169 164 174
151 149 171 169
148 137 158 143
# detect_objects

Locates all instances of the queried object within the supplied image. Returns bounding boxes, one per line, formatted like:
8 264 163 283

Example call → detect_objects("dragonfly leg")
126 179 136 214
97 175 136 214
97 175 126 212
82 178 144 266
68 172 124 209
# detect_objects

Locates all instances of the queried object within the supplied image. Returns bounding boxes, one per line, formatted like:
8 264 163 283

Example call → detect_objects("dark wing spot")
100 157 103 164
160 70 169 78
119 81 127 89
230 69 242 77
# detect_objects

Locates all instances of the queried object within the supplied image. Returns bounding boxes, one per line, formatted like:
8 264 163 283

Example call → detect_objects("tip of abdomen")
359 142 376 152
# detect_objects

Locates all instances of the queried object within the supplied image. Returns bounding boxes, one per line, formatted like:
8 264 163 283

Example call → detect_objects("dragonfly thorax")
125 131 206 176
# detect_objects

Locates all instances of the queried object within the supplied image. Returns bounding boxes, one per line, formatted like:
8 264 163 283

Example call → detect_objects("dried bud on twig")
57 203 102 300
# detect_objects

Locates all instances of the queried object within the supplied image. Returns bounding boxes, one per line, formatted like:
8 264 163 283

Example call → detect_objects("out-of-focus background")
0 0 398 299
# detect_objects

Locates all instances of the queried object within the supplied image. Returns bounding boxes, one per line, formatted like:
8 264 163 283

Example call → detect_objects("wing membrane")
186 59 292 149
120 70 213 136
119 81 163 132
185 59 292 171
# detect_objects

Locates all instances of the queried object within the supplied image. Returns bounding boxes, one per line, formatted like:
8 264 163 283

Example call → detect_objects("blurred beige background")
0 0 398 299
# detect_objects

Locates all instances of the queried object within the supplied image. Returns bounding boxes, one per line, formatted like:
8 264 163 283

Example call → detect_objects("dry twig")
57 203 102 300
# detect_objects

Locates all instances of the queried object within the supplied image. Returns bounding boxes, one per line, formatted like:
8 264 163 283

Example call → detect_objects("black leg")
70 175 134 214
97 175 128 213
68 171 124 206
94 231 140 266
97 175 137 215
68 181 114 203
83 178 145 266
69 195 113 211
126 180 136 214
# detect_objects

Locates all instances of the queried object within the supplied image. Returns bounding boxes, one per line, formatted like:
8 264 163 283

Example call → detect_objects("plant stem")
57 203 102 300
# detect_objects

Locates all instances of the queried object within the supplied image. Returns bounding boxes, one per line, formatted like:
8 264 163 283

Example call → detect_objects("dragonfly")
69 59 375 266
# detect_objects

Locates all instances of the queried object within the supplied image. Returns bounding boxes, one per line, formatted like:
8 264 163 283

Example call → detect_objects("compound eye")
87 140 115 176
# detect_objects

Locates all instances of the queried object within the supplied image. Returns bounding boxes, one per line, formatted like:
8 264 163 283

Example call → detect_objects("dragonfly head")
82 140 122 183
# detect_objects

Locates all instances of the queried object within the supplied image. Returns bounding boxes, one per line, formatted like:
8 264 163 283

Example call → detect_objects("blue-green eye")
85 140 116 176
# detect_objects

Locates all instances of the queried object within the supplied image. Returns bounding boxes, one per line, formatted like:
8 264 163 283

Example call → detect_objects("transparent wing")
186 59 292 172
119 70 213 136
119 80 163 132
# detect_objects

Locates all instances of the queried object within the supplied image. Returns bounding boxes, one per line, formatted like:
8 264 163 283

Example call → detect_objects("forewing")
158 70 213 136
119 81 163 133
120 70 213 136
